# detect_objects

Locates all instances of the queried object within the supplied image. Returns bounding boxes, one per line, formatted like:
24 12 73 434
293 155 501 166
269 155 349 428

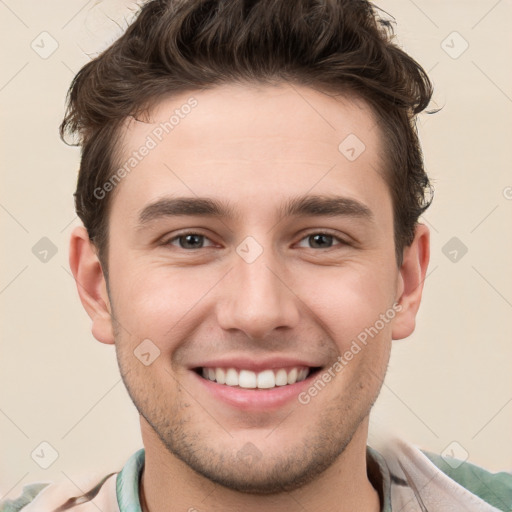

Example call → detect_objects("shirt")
1 438 511 511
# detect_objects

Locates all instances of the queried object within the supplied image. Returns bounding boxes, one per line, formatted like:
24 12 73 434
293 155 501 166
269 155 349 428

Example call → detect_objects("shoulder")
373 437 512 511
423 449 512 511
0 483 49 512
0 473 118 512
0 449 144 512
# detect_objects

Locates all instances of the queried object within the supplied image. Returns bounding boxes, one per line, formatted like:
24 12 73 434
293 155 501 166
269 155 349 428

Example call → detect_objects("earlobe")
392 223 430 340
69 226 115 345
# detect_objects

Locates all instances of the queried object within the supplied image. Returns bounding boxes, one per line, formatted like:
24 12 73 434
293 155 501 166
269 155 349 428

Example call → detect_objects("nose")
216 248 301 341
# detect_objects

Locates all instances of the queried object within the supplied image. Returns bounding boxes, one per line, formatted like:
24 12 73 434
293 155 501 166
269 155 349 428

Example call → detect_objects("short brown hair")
61 0 434 271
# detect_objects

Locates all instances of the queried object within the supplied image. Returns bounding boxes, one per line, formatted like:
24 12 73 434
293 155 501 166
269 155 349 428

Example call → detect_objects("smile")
196 366 321 389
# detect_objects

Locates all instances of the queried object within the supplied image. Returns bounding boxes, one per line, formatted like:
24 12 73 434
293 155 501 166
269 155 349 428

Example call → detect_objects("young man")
2 1 511 511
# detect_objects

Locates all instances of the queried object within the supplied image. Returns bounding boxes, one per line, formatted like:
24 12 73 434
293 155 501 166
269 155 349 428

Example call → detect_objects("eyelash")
163 230 348 250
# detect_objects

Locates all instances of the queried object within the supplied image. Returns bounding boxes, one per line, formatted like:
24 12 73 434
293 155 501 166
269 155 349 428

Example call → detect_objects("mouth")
193 366 323 390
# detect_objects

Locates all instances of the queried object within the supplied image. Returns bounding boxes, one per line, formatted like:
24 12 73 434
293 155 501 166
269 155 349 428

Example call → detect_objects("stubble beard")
116 345 385 495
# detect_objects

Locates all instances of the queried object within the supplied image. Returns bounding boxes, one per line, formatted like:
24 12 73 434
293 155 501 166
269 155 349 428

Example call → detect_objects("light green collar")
116 448 144 512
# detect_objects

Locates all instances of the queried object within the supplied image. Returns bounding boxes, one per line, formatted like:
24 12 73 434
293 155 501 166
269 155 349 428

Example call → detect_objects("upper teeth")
201 367 310 389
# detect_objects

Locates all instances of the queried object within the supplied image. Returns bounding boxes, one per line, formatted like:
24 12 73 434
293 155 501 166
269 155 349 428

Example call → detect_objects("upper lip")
191 356 323 373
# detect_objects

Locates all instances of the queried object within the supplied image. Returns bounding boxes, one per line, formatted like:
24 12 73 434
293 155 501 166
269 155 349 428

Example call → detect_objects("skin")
70 83 429 512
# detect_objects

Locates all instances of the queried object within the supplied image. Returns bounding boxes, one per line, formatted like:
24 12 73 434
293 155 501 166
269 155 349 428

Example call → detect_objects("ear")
392 223 430 340
69 226 115 345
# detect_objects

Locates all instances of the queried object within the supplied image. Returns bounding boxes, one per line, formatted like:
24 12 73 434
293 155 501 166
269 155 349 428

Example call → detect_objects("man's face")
105 83 403 492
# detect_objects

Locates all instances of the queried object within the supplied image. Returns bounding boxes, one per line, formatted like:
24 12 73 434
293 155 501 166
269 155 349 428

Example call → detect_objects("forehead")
110 83 389 223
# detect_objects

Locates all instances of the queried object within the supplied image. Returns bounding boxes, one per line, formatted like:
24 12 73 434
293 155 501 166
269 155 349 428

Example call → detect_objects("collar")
116 448 144 512
116 446 391 512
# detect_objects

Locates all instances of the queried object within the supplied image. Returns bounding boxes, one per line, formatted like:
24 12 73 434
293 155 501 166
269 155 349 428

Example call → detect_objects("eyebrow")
138 197 237 225
137 194 373 227
279 194 373 220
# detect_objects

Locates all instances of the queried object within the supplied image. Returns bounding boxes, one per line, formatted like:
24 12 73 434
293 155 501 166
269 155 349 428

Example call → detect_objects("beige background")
1 0 511 499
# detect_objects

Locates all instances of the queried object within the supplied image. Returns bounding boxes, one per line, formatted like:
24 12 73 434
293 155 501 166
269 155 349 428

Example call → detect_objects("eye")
165 233 216 250
296 232 346 249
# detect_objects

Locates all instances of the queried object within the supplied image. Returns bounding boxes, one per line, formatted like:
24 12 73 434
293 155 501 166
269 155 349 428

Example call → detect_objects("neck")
139 419 381 512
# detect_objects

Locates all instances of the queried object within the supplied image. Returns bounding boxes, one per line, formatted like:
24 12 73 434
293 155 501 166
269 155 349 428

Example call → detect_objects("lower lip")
192 370 316 411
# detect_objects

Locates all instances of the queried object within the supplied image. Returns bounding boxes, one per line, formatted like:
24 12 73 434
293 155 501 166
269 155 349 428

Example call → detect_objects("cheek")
303 263 397 347
109 263 219 345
